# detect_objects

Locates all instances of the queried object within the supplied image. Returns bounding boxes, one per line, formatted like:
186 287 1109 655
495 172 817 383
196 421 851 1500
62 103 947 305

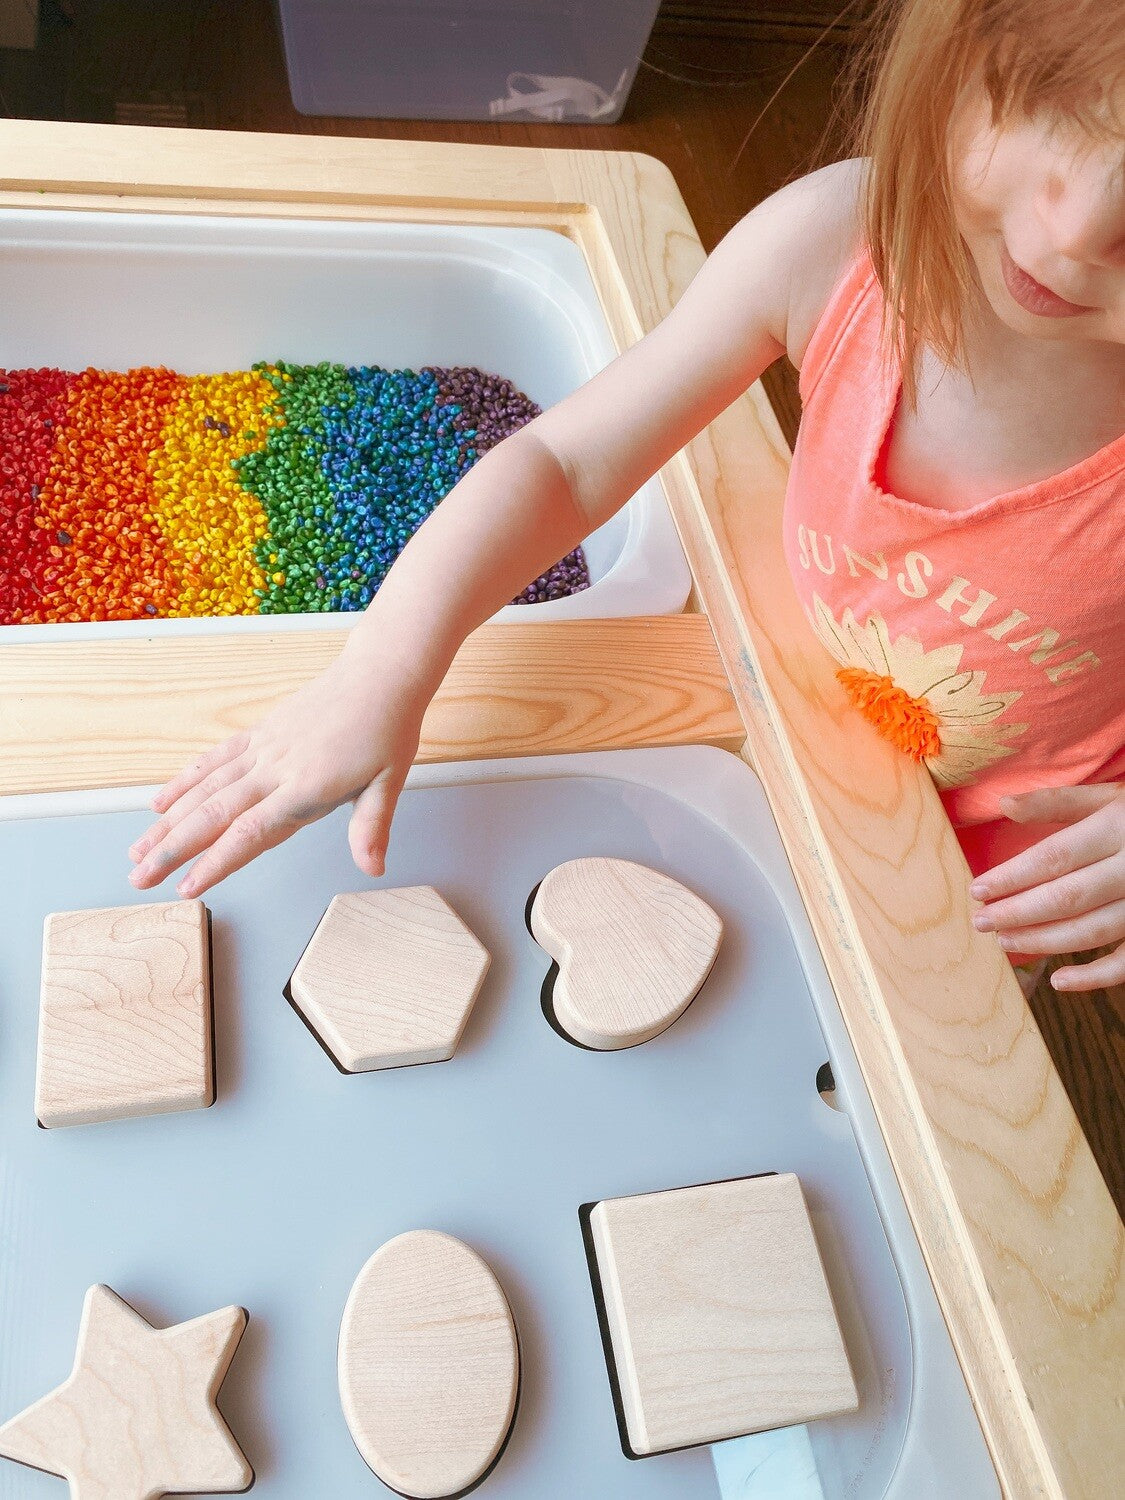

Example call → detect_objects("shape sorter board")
0 747 999 1499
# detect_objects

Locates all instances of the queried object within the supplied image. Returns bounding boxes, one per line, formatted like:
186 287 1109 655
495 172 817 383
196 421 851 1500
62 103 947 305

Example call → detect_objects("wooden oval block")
338 1231 520 1499
529 857 723 1050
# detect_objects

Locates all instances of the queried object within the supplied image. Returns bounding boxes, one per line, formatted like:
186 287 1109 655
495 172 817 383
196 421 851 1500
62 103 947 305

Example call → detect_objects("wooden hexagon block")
529 857 722 1049
37 900 214 1129
587 1174 858 1456
288 887 491 1073
338 1230 520 1499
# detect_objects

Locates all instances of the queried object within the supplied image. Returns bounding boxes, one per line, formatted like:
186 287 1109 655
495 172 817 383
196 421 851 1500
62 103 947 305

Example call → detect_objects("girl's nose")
1039 164 1125 268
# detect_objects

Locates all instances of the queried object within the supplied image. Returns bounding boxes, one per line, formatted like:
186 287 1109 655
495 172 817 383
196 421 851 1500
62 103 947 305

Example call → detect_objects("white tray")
0 748 998 1498
0 209 691 639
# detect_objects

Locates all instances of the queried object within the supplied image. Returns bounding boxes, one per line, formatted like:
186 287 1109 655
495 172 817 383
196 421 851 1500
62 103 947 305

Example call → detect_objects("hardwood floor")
3 0 1122 1211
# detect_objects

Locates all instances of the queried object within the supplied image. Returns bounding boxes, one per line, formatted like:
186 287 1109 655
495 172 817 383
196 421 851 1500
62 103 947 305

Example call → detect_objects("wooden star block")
288 887 491 1072
37 900 214 1128
587 1174 858 1456
529 858 722 1049
0 1284 253 1500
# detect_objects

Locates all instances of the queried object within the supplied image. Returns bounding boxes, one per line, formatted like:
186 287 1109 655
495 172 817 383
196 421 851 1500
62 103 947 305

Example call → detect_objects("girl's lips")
1000 246 1097 318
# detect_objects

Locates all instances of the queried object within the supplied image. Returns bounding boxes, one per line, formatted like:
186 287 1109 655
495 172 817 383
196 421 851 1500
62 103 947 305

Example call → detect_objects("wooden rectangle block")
37 900 214 1128
588 1174 858 1455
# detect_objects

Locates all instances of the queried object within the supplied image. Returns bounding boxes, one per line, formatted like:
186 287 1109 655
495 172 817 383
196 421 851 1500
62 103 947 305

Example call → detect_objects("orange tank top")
784 249 1125 876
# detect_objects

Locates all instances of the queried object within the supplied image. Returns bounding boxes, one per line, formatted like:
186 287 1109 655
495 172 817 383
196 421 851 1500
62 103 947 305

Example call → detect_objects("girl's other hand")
970 784 1125 992
126 645 423 899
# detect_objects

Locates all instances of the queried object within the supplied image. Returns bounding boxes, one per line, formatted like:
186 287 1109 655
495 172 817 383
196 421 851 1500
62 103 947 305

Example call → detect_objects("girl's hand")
127 646 424 899
970 784 1125 992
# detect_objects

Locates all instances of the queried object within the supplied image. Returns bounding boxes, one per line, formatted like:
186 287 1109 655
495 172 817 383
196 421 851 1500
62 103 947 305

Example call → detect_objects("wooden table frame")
1 121 1120 1498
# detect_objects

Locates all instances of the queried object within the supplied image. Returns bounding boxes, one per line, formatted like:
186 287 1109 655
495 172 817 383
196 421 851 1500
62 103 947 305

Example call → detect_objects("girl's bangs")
982 25 1125 142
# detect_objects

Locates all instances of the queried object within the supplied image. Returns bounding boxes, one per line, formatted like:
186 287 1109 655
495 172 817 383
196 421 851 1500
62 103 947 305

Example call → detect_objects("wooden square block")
37 900 214 1129
588 1174 857 1455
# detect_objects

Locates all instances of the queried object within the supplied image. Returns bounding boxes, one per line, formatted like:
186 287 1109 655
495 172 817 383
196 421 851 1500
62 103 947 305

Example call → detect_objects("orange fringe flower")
836 666 943 760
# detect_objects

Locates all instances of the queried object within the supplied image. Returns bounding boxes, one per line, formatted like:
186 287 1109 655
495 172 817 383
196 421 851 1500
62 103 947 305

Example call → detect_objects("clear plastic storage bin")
276 0 662 121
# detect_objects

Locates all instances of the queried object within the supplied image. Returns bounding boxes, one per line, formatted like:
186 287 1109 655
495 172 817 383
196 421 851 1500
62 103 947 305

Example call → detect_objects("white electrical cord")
489 67 629 122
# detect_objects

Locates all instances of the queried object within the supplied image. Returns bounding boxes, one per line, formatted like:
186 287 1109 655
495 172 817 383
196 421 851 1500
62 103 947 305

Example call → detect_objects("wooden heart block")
37 900 214 1128
338 1231 520 1499
0 1285 253 1499
288 887 491 1072
529 857 723 1049
588 1174 858 1456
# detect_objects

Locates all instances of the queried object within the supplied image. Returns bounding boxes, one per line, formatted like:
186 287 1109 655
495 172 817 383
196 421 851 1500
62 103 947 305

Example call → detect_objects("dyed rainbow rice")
0 362 589 625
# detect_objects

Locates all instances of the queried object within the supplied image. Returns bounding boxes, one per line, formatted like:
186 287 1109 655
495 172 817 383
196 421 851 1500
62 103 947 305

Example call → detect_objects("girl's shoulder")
755 157 869 370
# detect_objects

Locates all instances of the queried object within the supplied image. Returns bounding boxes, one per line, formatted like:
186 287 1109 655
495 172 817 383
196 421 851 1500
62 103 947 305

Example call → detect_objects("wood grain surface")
0 1284 252 1499
338 1231 519 1499
0 617 742 796
590 1174 857 1455
2 119 1121 1496
37 900 213 1129
289 887 490 1072
529 857 722 1049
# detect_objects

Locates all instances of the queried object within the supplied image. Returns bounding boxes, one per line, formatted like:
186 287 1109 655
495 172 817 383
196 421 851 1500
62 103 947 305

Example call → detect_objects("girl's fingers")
974 851 1125 933
129 756 251 863
176 791 301 898
129 778 265 890
971 813 1122 902
993 897 1125 961
151 732 250 815
348 771 407 879
1051 942 1125 993
999 784 1120 826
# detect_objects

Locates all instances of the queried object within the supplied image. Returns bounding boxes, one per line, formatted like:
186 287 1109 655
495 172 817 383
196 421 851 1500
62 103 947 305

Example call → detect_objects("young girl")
127 0 1125 994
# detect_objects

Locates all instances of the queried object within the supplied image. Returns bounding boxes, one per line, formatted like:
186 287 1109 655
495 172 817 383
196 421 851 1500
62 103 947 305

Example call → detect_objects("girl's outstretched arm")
127 161 863 897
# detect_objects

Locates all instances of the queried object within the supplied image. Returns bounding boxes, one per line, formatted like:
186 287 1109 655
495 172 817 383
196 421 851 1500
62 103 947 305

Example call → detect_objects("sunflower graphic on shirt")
808 594 1028 788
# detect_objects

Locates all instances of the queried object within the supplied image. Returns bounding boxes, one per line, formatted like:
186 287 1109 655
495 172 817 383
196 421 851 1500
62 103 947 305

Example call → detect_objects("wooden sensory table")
0 120 1120 1500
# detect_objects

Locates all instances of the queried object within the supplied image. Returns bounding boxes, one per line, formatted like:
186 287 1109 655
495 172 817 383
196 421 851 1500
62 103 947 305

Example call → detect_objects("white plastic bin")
276 0 662 121
0 207 691 642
